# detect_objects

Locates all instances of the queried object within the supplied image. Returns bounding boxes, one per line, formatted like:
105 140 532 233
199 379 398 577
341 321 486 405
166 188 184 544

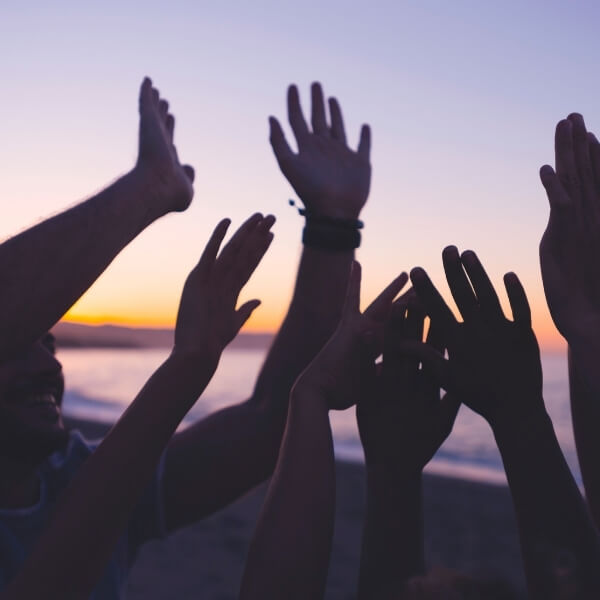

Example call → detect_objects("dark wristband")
302 219 362 251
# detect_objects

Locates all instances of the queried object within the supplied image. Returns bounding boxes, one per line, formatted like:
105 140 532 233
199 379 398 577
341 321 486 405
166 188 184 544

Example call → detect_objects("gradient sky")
2 0 599 348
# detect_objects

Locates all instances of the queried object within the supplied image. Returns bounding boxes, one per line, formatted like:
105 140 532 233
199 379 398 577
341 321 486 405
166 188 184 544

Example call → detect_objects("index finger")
287 85 310 145
460 251 505 322
194 219 231 278
410 267 457 333
363 272 409 322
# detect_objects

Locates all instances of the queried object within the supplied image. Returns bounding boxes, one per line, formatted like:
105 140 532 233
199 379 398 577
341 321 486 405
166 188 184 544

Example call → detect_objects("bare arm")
0 77 193 361
568 350 600 527
163 82 373 531
3 216 274 600
539 114 600 525
240 263 408 600
403 248 600 599
357 296 459 598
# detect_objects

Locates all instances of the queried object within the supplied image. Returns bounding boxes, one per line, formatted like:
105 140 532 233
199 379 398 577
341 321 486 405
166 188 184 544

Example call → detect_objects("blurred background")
2 0 599 483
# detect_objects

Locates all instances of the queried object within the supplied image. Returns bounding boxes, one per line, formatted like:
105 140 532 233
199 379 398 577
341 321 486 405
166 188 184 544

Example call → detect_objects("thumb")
539 165 571 211
234 299 261 332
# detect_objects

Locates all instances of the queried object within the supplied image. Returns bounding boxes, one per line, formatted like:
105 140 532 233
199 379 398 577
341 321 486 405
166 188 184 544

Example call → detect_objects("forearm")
164 398 286 530
493 408 600 598
253 247 354 413
358 466 424 600
239 392 335 600
5 352 214 600
0 167 166 360
568 348 600 528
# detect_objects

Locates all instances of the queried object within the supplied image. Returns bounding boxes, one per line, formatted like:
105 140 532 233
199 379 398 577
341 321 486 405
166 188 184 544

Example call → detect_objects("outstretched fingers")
234 299 262 332
540 164 571 211
363 272 409 322
442 245 477 321
504 272 532 327
410 267 456 333
229 216 276 291
555 119 580 202
194 219 231 279
139 77 154 115
310 82 329 136
460 251 505 322
357 124 371 160
287 85 310 145
269 116 294 169
328 97 347 144
216 213 264 267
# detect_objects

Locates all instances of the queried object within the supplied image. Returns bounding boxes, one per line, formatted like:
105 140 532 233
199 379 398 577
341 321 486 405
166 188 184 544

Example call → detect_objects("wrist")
302 215 363 252
289 381 330 414
125 166 172 221
366 462 423 486
490 404 552 441
167 347 220 383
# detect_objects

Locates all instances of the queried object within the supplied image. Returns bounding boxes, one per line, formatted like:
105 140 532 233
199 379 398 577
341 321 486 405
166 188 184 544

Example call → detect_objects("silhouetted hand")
292 263 407 410
269 83 371 219
136 77 195 213
539 114 600 346
399 247 543 428
357 292 459 473
173 214 275 370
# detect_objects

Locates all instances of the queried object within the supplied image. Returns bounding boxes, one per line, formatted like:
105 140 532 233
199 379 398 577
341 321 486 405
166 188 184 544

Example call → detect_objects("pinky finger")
503 272 531 327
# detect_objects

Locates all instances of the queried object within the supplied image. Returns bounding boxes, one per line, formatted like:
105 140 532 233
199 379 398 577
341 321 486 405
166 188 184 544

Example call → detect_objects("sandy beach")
65 417 525 599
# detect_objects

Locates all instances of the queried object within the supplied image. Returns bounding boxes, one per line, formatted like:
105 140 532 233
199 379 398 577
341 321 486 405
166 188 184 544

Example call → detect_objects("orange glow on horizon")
63 308 283 334
65 300 568 352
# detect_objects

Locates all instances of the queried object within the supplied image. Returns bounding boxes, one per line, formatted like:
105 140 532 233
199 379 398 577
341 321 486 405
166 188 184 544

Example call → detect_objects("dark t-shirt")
0 430 165 599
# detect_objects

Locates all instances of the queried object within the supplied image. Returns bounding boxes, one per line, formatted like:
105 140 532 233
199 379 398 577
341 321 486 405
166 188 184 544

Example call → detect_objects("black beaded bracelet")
302 221 361 251
289 199 363 251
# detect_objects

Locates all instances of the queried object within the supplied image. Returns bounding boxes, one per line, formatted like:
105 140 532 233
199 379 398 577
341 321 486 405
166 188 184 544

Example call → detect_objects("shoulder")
42 429 102 482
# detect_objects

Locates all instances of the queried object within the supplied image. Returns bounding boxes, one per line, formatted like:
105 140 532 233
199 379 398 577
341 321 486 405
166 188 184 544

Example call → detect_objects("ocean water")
57 347 577 486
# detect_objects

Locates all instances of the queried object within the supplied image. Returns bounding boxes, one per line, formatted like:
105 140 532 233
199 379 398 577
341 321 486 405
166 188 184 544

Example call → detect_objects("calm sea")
57 348 576 486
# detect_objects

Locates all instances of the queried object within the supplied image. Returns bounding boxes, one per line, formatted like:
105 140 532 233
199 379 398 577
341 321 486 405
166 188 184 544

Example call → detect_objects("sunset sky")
2 1 599 349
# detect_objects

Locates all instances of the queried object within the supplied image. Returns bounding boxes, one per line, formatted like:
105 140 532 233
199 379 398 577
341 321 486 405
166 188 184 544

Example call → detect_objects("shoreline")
64 416 526 598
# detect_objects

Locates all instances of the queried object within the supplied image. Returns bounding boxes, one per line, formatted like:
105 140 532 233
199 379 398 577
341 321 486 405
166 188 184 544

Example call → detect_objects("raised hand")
357 292 459 473
174 213 275 370
539 114 600 346
292 262 408 410
400 247 543 427
269 83 371 219
136 77 195 214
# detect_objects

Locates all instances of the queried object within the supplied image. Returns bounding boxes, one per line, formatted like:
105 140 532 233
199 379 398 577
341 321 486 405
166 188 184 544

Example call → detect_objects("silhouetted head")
401 566 516 599
0 333 68 465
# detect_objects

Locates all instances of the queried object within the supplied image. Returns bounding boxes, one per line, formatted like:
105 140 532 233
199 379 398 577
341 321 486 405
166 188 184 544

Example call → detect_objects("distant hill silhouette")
52 322 274 350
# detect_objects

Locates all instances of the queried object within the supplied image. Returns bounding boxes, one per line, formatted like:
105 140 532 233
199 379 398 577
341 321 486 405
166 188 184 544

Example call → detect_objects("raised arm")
402 247 600 599
162 83 373 530
0 77 193 361
356 293 459 599
3 215 274 600
539 114 600 526
240 263 407 600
